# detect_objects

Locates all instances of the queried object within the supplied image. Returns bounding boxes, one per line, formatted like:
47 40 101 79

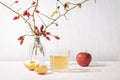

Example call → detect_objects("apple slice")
24 60 40 71
34 65 48 75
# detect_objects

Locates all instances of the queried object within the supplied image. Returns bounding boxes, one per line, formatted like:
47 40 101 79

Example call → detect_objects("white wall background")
0 0 120 61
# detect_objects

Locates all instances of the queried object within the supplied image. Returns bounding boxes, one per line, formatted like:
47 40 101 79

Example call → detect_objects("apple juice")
50 55 69 71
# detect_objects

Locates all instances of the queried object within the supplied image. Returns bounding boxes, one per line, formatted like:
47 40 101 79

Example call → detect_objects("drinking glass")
50 49 70 71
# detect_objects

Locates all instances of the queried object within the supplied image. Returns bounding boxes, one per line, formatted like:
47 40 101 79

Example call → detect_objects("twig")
0 1 34 33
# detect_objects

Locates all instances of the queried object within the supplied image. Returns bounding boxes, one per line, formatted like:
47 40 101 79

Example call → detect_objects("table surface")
0 61 120 80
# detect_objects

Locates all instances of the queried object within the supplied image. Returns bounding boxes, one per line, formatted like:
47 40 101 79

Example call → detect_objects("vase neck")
34 36 40 45
33 36 45 56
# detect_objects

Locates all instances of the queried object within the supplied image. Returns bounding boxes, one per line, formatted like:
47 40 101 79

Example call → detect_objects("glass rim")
49 48 70 56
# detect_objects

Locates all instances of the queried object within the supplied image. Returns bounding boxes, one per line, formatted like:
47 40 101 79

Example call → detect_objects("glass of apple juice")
50 49 70 72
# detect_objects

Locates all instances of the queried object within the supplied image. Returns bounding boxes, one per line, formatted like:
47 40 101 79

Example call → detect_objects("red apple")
76 52 92 67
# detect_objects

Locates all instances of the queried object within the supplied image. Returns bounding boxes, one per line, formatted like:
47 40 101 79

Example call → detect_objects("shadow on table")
68 68 102 73
67 62 106 73
48 68 101 73
46 63 106 74
89 63 106 67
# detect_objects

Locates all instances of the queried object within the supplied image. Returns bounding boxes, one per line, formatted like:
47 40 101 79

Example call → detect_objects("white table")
0 61 120 80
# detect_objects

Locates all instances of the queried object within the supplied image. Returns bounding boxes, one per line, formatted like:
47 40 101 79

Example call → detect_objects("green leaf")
50 10 58 17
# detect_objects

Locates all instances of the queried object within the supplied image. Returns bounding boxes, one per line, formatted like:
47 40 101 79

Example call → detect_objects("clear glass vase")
24 36 46 71
29 36 45 65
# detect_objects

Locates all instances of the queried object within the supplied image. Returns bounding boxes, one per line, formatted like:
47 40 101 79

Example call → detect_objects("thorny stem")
0 0 93 56
37 14 47 28
32 0 39 27
40 13 55 20
0 1 34 33
0 0 89 33
45 0 89 30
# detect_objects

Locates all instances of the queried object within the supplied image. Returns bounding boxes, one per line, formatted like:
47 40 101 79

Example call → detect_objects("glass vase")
24 36 46 71
29 36 45 65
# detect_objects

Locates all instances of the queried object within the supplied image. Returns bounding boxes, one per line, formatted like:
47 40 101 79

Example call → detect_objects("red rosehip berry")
23 10 28 16
34 26 40 35
14 1 19 3
64 3 69 9
54 36 60 40
27 12 30 17
13 16 20 20
18 36 24 40
46 36 50 41
20 40 24 45
35 10 40 13
45 32 51 35
40 25 44 32
18 36 24 45
31 1 36 5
